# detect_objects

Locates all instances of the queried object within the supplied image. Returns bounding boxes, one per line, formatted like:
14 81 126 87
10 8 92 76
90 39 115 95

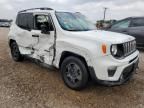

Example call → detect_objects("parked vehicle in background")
108 17 144 49
0 22 10 27
96 20 117 30
0 19 12 27
8 8 139 90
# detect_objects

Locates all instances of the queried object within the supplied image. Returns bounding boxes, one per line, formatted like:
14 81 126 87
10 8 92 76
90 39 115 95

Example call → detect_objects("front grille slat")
126 43 128 55
123 40 136 57
123 43 126 56
127 43 129 54
130 42 131 52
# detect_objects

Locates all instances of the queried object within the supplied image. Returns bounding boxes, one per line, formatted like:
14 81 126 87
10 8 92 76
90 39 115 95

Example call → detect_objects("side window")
111 20 130 29
34 15 54 31
16 13 33 30
131 18 144 27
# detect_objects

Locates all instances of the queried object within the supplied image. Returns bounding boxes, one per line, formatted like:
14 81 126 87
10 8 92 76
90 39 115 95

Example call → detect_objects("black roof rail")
19 7 53 13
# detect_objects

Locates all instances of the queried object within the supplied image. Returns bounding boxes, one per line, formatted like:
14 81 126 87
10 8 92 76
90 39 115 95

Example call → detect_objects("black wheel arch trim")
9 39 16 47
59 51 98 80
59 51 87 68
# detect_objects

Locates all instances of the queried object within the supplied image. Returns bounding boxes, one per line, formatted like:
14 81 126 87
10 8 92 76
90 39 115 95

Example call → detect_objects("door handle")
32 35 39 37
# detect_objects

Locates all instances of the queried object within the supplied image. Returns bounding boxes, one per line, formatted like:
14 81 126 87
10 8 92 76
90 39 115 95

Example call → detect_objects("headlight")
111 44 124 59
111 45 118 56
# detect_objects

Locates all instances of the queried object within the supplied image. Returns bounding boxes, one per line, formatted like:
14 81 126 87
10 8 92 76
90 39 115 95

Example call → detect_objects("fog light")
108 66 117 77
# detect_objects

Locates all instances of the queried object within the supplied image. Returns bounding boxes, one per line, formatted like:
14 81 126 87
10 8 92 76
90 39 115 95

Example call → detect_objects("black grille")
123 40 136 57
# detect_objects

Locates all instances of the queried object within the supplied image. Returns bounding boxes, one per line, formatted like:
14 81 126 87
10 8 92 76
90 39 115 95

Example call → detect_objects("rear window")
131 18 144 27
16 13 33 30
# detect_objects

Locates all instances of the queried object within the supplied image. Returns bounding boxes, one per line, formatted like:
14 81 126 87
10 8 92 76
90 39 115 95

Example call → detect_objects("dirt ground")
0 28 144 108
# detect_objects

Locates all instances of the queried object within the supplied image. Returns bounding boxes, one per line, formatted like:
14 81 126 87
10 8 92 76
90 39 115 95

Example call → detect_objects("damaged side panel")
24 30 55 65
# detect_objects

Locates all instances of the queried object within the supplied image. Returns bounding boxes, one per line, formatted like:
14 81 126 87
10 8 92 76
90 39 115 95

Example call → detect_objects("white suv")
8 8 139 90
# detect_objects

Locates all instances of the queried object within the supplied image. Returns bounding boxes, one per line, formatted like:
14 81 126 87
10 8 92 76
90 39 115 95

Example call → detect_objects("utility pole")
103 7 108 21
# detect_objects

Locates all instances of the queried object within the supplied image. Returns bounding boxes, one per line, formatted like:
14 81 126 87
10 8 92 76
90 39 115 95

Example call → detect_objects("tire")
10 41 24 62
61 56 88 90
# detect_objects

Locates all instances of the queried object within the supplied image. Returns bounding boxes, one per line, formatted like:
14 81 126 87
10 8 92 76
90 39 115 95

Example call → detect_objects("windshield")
55 12 96 31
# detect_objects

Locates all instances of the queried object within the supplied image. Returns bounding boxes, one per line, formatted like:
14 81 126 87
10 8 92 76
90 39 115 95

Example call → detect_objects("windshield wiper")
67 29 95 31
67 29 80 31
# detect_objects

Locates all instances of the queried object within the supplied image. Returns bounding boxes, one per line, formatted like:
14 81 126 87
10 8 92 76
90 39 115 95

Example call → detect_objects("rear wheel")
10 41 24 62
61 56 88 90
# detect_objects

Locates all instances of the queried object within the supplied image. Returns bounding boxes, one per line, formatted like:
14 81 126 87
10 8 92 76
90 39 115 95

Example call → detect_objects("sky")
0 0 144 22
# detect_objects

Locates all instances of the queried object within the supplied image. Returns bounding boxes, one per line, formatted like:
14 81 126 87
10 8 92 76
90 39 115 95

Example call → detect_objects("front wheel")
61 56 89 90
10 41 24 62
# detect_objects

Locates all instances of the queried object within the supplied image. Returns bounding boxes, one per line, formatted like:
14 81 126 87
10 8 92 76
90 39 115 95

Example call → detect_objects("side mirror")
41 25 50 34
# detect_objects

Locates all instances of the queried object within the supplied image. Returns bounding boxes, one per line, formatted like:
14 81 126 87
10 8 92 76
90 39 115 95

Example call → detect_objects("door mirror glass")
41 24 50 34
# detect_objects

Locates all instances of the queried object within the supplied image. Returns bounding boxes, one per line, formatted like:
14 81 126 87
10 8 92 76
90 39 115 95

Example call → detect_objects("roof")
18 7 81 14
121 17 144 20
19 7 54 13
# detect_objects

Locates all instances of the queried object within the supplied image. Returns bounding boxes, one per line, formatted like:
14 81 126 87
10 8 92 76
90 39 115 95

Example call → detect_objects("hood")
68 30 135 44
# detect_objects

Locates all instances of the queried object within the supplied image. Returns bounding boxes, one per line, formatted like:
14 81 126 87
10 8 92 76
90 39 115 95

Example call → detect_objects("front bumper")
95 59 138 86
89 50 139 86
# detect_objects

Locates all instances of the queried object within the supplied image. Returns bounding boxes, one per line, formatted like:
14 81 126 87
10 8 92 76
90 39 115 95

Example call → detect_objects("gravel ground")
0 28 144 108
